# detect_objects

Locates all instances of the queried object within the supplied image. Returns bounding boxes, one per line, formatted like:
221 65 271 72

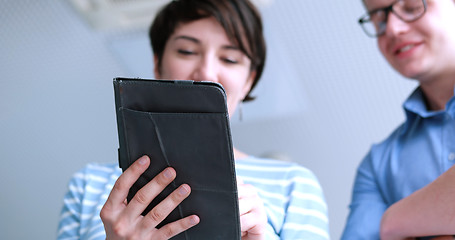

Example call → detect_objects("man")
342 0 455 239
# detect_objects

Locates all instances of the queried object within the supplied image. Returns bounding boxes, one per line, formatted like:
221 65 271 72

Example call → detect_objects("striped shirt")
57 156 329 239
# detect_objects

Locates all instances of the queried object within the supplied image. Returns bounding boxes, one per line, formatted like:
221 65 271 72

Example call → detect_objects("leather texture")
113 78 240 239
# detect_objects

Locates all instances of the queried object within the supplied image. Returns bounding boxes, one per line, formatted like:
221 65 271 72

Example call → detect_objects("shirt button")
449 153 455 161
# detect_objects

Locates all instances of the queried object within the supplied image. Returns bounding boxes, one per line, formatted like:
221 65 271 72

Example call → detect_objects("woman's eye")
178 49 195 55
222 57 238 64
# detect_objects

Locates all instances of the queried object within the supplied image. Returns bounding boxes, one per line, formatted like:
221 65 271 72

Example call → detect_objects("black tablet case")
113 77 240 239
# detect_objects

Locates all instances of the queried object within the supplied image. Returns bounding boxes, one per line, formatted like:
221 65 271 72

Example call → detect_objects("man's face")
365 0 455 82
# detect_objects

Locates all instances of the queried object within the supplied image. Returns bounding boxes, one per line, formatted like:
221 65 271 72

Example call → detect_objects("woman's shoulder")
236 156 317 180
70 162 121 184
77 162 119 174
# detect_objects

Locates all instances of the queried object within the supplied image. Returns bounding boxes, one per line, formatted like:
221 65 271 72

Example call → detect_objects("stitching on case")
147 113 187 228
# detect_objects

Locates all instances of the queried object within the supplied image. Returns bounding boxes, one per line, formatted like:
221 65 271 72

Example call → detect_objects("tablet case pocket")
121 107 239 239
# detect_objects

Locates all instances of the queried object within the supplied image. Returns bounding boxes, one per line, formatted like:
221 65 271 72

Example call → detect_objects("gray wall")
0 0 417 239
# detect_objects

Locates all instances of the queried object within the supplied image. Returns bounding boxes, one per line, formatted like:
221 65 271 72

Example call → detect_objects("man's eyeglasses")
358 0 427 37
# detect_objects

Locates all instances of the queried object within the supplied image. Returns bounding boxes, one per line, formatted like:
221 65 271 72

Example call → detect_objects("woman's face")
367 0 455 82
154 17 255 117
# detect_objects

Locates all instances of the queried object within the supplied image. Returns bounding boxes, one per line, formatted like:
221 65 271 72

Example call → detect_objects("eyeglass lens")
360 0 426 37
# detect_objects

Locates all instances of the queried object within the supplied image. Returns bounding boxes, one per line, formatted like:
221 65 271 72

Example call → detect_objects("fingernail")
190 215 199 225
138 156 147 165
163 168 173 179
178 185 189 195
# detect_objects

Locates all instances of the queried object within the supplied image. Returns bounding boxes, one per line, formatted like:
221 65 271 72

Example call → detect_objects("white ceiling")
68 0 275 30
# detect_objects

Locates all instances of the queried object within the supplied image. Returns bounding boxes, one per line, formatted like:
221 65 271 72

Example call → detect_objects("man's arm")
342 151 388 240
380 165 455 240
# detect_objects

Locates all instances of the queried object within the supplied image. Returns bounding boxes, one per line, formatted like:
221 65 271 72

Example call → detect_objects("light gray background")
0 0 417 239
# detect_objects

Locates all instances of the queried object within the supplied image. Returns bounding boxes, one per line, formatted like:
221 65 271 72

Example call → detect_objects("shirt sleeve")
341 151 388 240
57 168 86 240
279 167 330 240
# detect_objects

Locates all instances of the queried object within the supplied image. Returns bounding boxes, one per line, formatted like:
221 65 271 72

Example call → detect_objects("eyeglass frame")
358 0 427 38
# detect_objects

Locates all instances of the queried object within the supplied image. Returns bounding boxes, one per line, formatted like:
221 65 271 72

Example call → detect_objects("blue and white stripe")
57 156 329 239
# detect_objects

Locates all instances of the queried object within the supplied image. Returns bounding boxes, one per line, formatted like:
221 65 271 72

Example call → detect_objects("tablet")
113 77 240 239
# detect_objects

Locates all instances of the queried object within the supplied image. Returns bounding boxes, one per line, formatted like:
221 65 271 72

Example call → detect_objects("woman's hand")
237 178 267 240
100 155 199 240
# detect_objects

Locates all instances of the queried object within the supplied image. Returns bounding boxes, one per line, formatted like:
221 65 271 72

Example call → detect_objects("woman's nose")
191 57 218 83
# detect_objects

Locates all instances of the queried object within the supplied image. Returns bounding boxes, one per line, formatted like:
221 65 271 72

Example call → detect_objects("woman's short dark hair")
149 0 266 102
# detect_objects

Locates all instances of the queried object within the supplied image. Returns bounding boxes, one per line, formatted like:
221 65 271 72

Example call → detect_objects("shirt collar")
401 86 455 133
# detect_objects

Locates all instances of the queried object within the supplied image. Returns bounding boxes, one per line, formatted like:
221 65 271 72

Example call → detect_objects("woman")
57 0 329 239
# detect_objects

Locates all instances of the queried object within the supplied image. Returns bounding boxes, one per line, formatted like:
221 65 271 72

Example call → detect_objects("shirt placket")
442 113 455 172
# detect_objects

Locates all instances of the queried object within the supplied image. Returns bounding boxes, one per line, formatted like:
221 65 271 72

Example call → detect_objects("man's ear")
242 70 256 100
153 55 160 78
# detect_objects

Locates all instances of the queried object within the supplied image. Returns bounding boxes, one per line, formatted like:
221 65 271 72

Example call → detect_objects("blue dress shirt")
342 87 455 240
